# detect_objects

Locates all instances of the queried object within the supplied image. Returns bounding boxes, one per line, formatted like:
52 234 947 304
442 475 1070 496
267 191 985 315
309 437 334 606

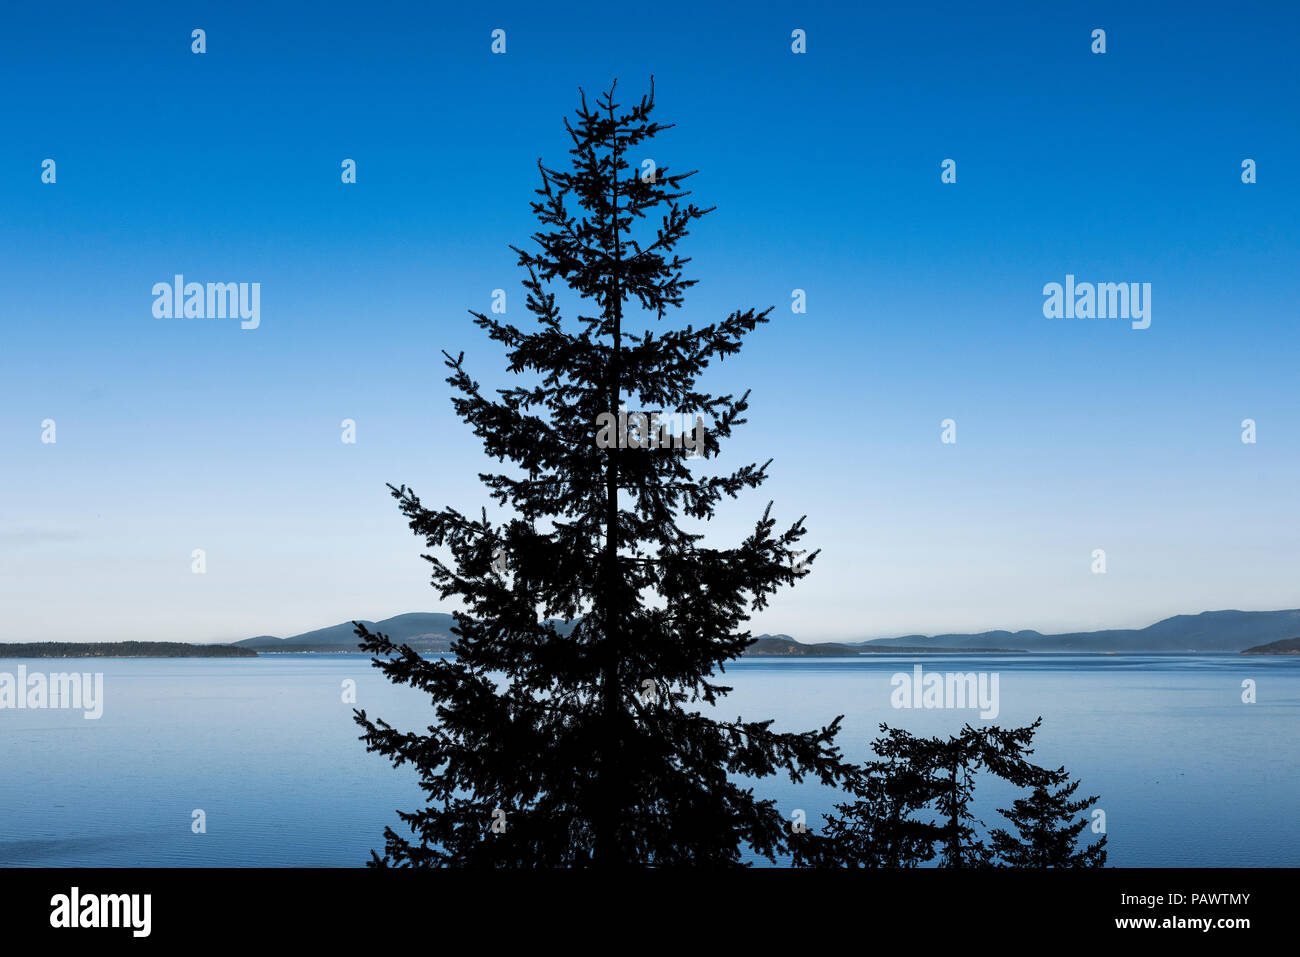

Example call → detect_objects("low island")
744 635 1026 656
0 642 257 659
1240 637 1300 655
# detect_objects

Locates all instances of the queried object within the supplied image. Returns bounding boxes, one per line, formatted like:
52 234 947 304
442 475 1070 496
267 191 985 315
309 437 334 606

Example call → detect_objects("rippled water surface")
2 653 1296 866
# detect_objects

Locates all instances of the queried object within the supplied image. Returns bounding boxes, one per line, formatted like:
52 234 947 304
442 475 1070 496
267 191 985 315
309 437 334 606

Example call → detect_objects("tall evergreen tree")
352 79 852 867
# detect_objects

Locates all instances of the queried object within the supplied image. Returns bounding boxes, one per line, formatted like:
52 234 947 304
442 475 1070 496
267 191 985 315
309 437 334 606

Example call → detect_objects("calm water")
1 653 1297 867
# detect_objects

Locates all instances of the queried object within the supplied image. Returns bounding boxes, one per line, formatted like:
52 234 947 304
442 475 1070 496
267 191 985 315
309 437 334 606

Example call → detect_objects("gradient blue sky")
2 0 1297 643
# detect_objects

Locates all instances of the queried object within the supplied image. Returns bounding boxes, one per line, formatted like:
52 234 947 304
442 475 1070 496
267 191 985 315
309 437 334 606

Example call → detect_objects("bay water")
2 653 1296 867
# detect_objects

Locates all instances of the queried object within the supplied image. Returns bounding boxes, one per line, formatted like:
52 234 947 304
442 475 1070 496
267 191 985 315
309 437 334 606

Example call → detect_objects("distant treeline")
745 636 1027 656
0 642 257 659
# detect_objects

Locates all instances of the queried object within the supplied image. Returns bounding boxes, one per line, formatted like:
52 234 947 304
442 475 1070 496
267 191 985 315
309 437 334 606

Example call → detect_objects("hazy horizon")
5 603 1298 647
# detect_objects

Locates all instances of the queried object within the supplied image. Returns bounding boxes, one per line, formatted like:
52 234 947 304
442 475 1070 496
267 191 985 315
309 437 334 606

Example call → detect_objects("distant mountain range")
855 609 1300 653
235 608 1300 654
235 613 461 654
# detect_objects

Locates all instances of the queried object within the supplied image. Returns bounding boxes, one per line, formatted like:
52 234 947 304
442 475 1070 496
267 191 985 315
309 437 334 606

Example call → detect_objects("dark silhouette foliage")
351 79 854 867
794 718 1107 868
350 79 1106 870
990 770 1108 867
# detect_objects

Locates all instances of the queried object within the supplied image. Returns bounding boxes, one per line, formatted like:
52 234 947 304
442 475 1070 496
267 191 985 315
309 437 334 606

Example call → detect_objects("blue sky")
2 0 1297 643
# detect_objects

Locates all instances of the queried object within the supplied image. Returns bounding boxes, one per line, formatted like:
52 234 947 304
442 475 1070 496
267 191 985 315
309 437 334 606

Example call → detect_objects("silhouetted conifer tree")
352 78 852 867
792 725 941 867
799 717 1105 868
921 724 993 867
990 770 1108 867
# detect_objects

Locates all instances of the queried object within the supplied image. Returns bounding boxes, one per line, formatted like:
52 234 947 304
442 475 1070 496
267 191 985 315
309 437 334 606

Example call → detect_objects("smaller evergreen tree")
924 725 993 868
793 724 940 867
990 770 1108 867
800 716 1104 868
